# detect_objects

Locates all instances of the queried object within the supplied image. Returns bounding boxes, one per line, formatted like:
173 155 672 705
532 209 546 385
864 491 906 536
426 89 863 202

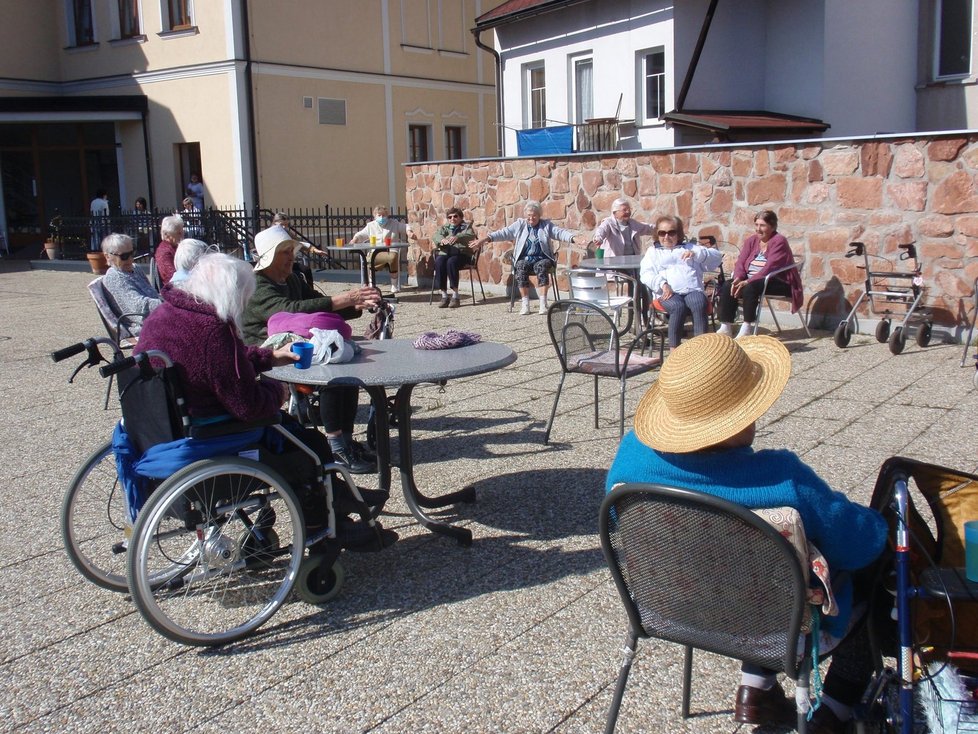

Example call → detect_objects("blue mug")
291 341 314 369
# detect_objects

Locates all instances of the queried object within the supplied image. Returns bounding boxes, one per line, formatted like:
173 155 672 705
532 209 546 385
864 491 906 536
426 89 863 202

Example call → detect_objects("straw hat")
634 333 791 453
253 225 300 272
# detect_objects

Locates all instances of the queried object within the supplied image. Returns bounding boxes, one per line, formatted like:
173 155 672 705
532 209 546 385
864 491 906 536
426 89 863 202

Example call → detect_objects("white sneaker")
538 301 548 315
519 302 530 316
717 323 733 336
736 323 754 339
390 283 400 294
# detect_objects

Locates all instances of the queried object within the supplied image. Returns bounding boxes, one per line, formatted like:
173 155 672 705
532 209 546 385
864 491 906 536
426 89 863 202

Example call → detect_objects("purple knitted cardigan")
134 287 283 421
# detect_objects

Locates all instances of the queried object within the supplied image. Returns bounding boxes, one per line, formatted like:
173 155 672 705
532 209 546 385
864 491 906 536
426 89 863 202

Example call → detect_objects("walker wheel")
888 326 906 355
834 322 852 348
875 320 891 343
296 556 344 604
915 322 932 348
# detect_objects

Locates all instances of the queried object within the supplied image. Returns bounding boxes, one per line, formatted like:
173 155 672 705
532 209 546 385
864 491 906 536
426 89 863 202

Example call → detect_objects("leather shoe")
808 704 847 733
349 439 377 463
733 684 796 727
438 295 450 308
449 296 461 308
331 448 375 474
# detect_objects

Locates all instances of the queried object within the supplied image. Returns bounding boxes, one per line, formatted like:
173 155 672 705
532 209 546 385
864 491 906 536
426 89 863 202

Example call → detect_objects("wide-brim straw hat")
253 225 300 272
634 333 791 453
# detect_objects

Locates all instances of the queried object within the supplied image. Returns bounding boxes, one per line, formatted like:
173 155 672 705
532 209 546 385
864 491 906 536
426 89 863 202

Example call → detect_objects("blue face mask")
375 215 388 226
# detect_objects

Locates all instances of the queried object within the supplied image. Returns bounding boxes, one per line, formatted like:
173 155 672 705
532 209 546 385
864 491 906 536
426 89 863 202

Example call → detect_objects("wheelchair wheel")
876 319 891 343
127 457 305 647
915 322 932 348
889 326 907 355
834 321 852 348
61 440 131 592
296 555 345 604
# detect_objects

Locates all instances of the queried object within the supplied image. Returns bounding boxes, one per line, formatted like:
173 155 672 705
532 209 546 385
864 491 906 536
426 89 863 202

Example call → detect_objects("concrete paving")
2 262 977 733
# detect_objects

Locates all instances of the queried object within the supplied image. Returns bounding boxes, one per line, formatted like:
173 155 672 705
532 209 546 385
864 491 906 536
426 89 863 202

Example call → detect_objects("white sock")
451 289 459 297
740 672 777 690
737 323 754 338
522 297 530 307
717 323 733 336
441 290 448 297
540 296 548 308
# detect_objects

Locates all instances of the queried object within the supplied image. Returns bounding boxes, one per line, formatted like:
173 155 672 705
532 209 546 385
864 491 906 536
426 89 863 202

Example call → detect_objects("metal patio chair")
427 247 486 305
754 255 810 336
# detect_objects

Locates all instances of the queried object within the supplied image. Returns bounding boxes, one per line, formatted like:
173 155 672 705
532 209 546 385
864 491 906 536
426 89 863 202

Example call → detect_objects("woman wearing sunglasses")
100 233 162 335
639 215 721 350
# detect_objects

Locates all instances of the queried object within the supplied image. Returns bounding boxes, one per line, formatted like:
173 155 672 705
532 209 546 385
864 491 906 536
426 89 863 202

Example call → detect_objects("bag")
308 328 354 364
364 301 394 340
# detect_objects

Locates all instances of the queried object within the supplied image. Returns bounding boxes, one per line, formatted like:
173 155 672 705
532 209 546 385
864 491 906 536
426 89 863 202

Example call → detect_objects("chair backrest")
765 255 804 301
600 483 809 678
87 277 125 342
569 269 614 306
546 299 621 374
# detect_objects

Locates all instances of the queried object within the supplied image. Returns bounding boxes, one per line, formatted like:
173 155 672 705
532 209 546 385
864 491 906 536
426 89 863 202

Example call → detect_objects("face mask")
375 215 388 226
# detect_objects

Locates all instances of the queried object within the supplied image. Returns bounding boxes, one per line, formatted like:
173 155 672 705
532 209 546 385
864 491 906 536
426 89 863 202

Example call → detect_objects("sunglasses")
112 251 135 260
448 214 463 219
657 230 678 237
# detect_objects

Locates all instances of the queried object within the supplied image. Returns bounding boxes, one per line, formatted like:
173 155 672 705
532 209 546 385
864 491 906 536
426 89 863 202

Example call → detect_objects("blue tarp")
516 126 574 156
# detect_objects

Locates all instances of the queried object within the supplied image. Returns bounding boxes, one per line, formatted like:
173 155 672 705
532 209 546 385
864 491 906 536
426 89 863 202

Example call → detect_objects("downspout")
473 28 504 155
676 0 720 111
140 105 155 208
240 0 260 206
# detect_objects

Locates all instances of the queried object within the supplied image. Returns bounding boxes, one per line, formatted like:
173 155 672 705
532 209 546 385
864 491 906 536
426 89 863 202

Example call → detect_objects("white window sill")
402 44 434 55
108 35 147 46
918 75 977 89
63 42 99 53
158 26 199 39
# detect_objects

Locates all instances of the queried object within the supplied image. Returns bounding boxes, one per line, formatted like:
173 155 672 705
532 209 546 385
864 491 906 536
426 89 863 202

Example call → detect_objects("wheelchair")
53 337 392 646
853 458 978 733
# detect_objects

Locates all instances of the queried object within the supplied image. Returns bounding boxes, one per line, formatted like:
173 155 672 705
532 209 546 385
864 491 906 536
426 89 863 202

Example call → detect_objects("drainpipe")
473 28 504 155
140 105 155 208
240 0 260 206
676 0 720 111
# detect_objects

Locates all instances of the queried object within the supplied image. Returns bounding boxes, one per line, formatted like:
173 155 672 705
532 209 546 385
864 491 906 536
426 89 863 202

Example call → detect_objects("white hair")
180 253 256 334
524 200 542 214
173 239 214 273
160 214 185 238
101 233 132 255
612 198 630 211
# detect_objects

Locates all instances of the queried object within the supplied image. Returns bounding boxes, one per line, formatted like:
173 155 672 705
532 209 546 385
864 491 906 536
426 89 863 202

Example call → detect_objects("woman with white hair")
590 198 656 257
474 201 583 315
154 214 185 285
169 238 215 285
100 233 161 335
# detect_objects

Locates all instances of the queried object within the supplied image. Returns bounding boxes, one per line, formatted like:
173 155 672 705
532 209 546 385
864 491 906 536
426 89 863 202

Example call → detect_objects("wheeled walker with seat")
854 457 978 733
53 337 392 646
834 242 933 355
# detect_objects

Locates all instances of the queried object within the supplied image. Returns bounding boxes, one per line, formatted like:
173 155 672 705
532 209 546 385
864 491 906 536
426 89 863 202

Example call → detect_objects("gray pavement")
2 264 978 733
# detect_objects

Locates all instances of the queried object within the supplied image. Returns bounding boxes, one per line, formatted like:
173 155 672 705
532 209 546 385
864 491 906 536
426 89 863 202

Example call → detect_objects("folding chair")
600 483 814 733
754 255 810 336
544 300 662 443
87 277 142 409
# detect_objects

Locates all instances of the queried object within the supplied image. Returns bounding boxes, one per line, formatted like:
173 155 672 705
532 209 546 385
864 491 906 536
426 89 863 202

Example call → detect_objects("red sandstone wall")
405 134 978 329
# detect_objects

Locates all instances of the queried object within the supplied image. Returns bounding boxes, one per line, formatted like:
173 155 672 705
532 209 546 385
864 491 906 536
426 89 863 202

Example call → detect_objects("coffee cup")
291 341 314 369
335 237 344 248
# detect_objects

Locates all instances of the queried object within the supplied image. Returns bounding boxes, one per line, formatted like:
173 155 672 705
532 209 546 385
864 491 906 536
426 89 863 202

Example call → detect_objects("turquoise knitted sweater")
606 431 887 634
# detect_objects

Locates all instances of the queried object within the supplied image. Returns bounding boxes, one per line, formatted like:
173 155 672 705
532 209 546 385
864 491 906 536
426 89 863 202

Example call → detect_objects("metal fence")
47 204 407 272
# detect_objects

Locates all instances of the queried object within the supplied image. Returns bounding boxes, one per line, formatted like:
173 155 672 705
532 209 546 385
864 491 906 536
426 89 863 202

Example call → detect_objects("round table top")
326 242 410 254
578 254 644 270
266 338 517 388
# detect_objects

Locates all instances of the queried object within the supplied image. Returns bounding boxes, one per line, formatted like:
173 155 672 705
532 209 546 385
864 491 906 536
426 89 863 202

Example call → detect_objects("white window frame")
64 0 96 46
569 53 594 125
636 47 666 125
110 0 144 40
934 0 973 79
160 0 195 32
523 61 547 129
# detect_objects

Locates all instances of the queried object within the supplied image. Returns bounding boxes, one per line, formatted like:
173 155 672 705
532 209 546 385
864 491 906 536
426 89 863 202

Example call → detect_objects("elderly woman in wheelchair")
606 333 888 732
61 253 394 646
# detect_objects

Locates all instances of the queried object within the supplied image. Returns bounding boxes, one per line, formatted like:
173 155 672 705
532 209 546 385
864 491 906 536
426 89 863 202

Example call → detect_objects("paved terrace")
2 264 977 733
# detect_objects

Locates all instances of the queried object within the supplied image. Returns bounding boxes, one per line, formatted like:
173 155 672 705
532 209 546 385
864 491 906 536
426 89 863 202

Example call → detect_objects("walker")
833 242 933 355
958 277 978 389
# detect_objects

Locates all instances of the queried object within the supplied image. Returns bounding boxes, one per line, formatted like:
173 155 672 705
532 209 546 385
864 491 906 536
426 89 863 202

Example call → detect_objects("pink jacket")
733 233 804 312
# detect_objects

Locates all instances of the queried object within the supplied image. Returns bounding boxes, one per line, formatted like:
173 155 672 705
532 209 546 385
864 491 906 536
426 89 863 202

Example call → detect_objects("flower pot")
44 241 62 260
86 251 108 275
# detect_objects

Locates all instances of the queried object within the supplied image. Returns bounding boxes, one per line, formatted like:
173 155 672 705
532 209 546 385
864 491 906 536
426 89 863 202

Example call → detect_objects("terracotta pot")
44 241 62 260
86 251 108 275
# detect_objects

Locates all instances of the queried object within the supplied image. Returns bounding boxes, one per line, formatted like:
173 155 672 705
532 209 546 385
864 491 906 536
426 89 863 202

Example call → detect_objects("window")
68 0 95 46
573 56 593 124
409 125 431 162
445 126 465 159
117 0 141 38
936 0 972 77
163 0 193 31
639 48 666 122
318 98 346 126
525 63 546 129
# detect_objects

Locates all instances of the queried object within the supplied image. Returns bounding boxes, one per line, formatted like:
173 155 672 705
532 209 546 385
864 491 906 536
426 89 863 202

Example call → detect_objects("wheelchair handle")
99 349 173 378
51 341 88 363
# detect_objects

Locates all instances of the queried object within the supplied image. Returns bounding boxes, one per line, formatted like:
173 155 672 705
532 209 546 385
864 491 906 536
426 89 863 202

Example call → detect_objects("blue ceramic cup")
966 519 978 582
291 341 314 369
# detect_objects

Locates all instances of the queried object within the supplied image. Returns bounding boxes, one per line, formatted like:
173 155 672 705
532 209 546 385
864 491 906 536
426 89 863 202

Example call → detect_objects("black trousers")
717 277 791 323
434 251 471 290
318 386 359 434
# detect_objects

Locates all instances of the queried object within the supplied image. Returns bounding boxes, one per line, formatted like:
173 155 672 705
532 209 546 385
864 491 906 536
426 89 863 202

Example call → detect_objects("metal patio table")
327 242 410 288
267 338 517 546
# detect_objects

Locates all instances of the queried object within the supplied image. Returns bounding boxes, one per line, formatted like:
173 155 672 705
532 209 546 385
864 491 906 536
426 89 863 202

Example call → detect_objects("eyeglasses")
657 230 678 237
448 214 463 219
112 250 135 260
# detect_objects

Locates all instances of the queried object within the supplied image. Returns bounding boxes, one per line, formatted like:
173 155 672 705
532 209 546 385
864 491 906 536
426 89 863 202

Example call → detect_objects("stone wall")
404 133 978 331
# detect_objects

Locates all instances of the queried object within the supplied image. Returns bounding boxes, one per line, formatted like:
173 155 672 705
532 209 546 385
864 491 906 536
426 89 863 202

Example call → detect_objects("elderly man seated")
100 233 161 335
242 225 382 474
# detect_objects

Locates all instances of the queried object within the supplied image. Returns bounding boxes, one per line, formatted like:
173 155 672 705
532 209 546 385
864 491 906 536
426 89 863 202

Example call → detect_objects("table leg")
359 251 371 286
365 384 474 546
